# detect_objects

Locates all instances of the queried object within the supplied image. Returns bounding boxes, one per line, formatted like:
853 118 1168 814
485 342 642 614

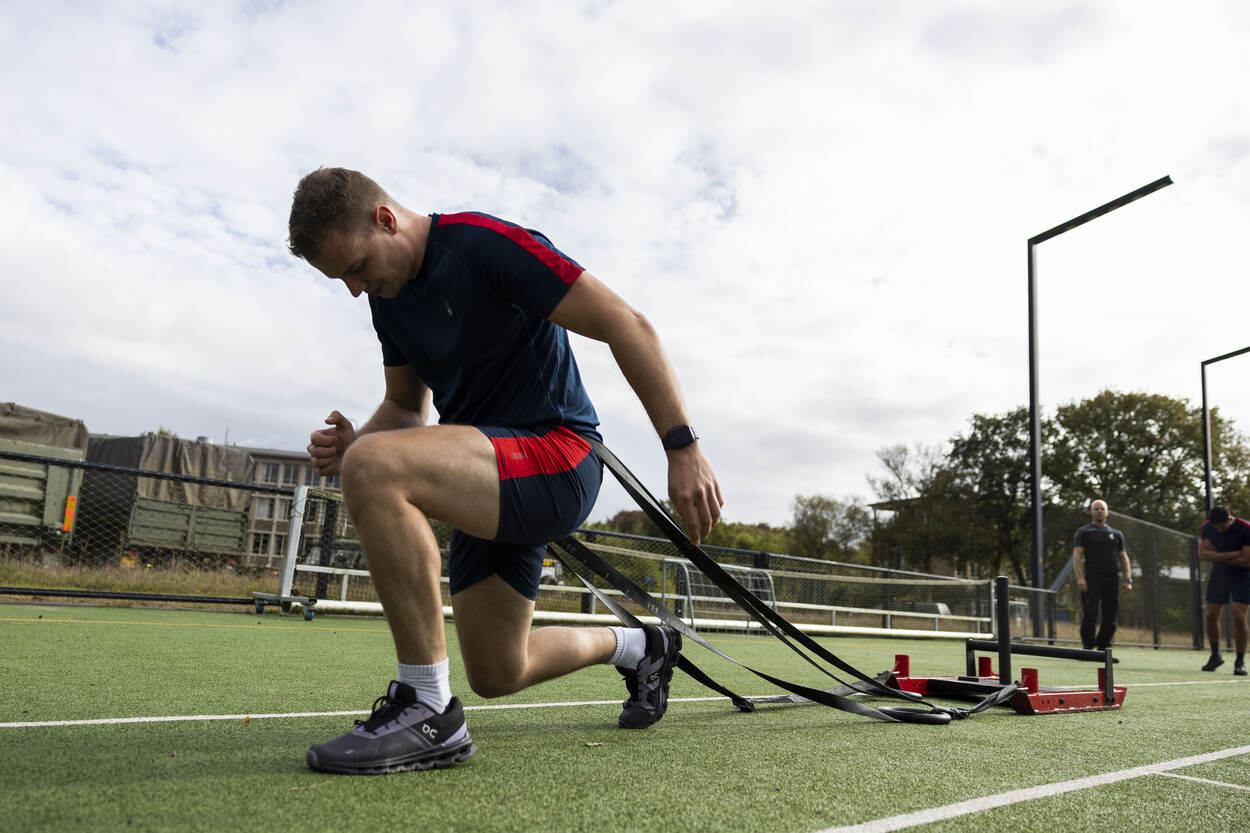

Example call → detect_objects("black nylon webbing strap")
550 536 933 721
572 439 1018 724
547 539 755 711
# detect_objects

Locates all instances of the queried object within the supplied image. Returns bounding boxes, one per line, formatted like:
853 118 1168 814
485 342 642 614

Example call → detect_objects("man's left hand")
667 445 723 545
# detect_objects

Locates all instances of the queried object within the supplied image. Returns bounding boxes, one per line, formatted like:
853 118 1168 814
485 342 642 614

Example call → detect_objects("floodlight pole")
1200 345 1250 512
1027 175 1172 637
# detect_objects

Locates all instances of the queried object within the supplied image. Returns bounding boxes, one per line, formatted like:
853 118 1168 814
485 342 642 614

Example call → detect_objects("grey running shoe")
307 682 475 774
617 625 681 729
1235 664 1247 676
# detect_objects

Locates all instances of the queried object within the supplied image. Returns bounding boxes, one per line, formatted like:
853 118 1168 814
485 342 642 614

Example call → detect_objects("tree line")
587 389 1250 582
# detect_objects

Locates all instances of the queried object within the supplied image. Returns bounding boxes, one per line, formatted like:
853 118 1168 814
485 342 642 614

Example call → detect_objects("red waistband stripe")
492 427 593 480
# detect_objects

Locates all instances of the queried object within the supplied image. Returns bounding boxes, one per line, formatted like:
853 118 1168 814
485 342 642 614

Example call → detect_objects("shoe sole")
307 739 476 775
619 630 682 730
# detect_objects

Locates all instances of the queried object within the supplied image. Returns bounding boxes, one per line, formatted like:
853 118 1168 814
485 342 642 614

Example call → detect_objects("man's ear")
374 205 398 233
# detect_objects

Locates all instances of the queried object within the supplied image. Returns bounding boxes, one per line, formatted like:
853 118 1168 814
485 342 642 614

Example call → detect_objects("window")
255 498 274 520
277 498 292 520
304 466 318 486
251 532 271 554
273 534 286 556
260 463 280 484
283 463 302 485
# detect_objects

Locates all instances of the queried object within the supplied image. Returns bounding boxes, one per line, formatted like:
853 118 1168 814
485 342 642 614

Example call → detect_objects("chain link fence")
1036 506 1202 648
1 449 1209 647
1 450 290 604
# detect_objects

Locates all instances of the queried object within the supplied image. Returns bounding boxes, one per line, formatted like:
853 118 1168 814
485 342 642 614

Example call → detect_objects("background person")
1072 499 1132 653
287 167 723 774
1197 506 1250 674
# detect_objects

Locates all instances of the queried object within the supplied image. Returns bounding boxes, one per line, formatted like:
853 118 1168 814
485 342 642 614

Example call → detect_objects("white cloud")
3 0 1250 526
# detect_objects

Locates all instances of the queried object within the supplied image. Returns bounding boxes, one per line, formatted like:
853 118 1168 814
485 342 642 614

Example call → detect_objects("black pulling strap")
550 439 1019 724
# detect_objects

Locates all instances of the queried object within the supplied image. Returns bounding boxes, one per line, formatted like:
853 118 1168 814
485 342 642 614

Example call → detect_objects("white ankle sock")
397 658 452 712
607 627 647 668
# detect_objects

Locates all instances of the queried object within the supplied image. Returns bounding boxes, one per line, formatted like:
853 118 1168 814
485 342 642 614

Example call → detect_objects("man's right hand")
1077 577 1087 592
308 410 356 476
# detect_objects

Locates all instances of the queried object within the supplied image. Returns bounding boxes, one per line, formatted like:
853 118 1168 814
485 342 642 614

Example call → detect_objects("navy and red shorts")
448 425 602 600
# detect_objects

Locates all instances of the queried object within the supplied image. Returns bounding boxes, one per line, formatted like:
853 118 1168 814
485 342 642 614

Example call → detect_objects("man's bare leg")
1204 602 1226 671
306 425 502 774
452 574 616 697
339 425 500 664
1231 604 1250 675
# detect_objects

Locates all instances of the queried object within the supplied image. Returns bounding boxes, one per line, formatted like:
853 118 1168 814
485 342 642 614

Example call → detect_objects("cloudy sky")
3 1 1249 526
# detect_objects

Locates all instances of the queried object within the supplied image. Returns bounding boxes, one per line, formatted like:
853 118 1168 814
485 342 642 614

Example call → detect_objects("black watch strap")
661 425 698 451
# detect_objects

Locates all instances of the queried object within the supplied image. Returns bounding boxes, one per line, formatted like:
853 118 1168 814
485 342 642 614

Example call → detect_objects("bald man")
1073 500 1133 652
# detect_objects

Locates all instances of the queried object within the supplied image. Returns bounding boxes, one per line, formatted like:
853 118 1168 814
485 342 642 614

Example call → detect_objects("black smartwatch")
661 425 698 451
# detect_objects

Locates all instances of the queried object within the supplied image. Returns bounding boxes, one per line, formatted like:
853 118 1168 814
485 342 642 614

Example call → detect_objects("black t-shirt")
1074 524 1127 578
1201 518 1250 552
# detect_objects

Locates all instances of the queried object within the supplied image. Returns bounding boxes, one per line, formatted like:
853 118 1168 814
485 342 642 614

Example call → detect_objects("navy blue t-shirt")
1202 518 1250 553
1202 517 1250 578
367 212 600 438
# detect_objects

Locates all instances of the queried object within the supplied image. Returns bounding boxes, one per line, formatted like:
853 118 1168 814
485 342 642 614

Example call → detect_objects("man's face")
307 212 412 300
1090 502 1109 523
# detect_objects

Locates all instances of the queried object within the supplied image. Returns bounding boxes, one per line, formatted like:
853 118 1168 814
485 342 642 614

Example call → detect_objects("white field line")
0 696 729 728
1154 771 1250 792
816 745 1250 833
0 678 1244 729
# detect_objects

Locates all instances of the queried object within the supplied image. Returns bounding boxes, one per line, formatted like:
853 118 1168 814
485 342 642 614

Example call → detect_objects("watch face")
663 425 697 450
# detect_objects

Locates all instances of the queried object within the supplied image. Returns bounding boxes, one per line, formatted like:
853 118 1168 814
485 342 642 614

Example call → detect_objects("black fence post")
314 499 337 600
995 576 1011 684
580 531 596 614
1190 537 1203 650
1148 528 1160 649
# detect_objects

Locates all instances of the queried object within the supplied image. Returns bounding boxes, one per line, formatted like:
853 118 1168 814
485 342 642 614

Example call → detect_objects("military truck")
0 403 89 554
76 434 255 563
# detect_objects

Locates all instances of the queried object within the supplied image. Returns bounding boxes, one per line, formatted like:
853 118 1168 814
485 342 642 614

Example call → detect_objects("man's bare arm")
358 365 432 435
309 365 431 476
1198 538 1240 562
548 271 722 543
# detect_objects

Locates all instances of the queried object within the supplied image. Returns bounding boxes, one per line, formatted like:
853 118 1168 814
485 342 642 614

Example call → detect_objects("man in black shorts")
1198 506 1250 674
287 168 723 773
1072 500 1132 652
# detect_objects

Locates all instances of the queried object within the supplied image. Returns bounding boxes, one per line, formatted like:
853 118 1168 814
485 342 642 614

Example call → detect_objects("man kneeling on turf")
287 168 722 773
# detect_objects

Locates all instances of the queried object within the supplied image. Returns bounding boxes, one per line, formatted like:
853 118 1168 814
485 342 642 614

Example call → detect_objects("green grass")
2 602 1248 833
0 558 276 604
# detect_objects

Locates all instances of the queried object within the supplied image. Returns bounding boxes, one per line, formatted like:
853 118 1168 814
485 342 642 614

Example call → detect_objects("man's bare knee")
462 658 524 699
340 435 404 500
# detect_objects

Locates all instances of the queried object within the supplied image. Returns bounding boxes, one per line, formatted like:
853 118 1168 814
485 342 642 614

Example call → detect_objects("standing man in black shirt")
1073 500 1133 652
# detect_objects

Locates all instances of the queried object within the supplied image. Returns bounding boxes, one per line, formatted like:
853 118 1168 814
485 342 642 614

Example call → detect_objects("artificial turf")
2 602 1248 833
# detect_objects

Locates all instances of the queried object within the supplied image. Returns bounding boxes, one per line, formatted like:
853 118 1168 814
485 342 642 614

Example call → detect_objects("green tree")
867 444 972 575
789 494 871 561
703 520 792 554
946 407 1034 583
1205 408 1250 519
1047 390 1213 529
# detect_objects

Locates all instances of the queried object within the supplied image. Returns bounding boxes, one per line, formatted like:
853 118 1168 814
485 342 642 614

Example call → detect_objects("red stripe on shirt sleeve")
440 212 583 285
492 427 592 480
